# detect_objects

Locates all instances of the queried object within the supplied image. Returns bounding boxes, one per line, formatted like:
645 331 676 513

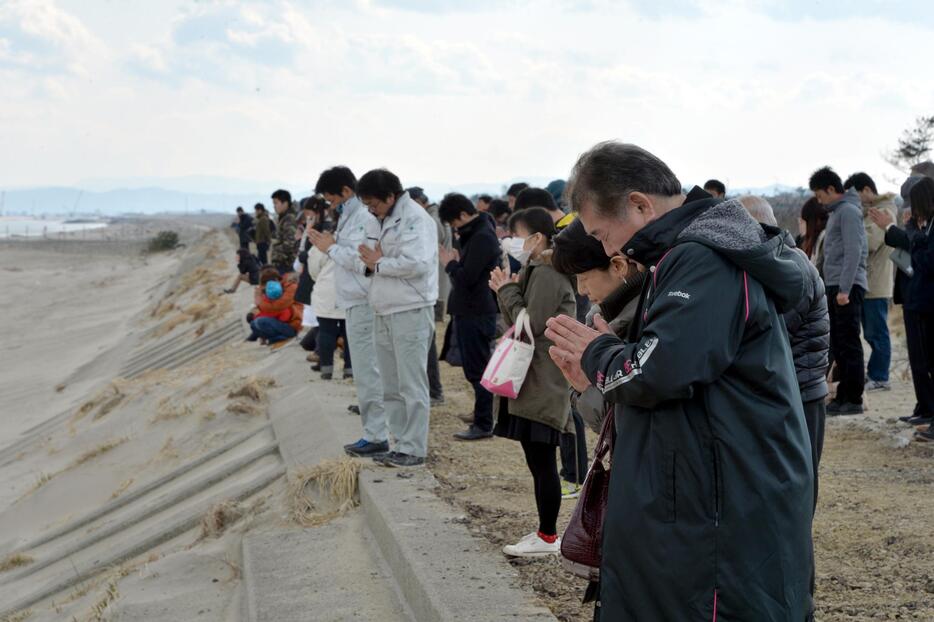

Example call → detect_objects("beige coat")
863 194 898 299
494 258 576 432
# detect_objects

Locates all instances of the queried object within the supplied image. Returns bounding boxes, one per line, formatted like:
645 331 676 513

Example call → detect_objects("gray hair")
738 195 777 227
567 141 682 218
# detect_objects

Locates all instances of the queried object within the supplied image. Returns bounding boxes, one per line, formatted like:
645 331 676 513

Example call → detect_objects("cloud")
0 0 103 75
127 1 318 86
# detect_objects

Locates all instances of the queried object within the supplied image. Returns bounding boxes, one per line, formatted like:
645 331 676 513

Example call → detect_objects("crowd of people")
225 145 934 620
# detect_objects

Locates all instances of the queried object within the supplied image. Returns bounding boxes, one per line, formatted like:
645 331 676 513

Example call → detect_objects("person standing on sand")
844 172 897 393
545 141 813 620
810 166 868 415
356 169 438 468
270 189 298 275
253 203 272 265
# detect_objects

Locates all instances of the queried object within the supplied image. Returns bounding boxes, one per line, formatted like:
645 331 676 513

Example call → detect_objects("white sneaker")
502 532 561 557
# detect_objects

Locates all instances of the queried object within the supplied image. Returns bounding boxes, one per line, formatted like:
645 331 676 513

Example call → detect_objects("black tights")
520 440 561 536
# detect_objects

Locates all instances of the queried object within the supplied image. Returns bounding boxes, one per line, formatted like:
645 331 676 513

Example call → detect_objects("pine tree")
887 115 934 173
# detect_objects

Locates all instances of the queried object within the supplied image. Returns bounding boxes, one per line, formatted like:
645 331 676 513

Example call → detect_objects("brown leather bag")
560 402 615 581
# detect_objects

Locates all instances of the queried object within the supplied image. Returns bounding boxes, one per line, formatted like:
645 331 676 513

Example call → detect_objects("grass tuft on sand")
227 376 276 402
0 553 34 573
73 437 129 467
199 500 244 540
288 458 361 527
0 608 32 622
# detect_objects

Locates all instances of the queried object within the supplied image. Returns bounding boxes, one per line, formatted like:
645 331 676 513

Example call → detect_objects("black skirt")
493 398 561 446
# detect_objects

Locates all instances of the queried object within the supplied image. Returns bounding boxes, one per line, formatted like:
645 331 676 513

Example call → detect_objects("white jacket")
327 195 380 310
369 192 439 316
307 246 344 320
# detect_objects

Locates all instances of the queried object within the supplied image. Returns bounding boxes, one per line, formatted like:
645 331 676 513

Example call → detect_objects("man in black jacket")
870 175 934 426
438 193 502 440
545 142 814 621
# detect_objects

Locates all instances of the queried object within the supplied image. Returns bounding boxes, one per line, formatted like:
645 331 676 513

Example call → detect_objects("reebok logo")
667 290 691 300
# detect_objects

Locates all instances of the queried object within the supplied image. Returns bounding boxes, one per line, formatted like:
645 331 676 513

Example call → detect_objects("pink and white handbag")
480 309 535 399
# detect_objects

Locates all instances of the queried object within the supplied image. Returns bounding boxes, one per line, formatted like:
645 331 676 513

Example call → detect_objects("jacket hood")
626 189 806 312
678 200 807 312
827 188 862 212
863 192 897 215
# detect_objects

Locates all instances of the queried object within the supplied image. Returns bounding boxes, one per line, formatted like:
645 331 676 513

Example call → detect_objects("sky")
2 0 933 195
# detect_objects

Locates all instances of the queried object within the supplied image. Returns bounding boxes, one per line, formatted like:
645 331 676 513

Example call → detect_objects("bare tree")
886 115 934 173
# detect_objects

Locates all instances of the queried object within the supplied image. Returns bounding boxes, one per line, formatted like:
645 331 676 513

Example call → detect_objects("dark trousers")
520 440 561 536
454 314 497 432
256 242 269 265
560 408 589 485
802 398 826 511
427 328 443 400
905 309 934 416
827 285 865 405
248 317 295 343
802 396 825 603
317 317 350 370
300 326 318 352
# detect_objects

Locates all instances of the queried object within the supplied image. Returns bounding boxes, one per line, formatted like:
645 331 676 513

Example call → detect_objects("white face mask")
504 237 530 264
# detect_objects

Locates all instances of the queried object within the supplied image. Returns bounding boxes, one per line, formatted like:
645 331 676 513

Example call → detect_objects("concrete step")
0 426 278 584
254 365 557 622
241 514 411 622
0 457 284 617
121 319 244 379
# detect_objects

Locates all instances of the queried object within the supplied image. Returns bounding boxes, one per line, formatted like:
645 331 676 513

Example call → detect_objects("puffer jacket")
307 247 344 320
780 232 830 403
582 189 813 621
327 195 380 310
255 280 302 333
369 192 439 316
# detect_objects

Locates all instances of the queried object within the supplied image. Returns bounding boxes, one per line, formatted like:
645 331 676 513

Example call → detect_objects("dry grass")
198 500 244 540
71 382 126 425
110 478 134 500
0 553 34 573
73 437 128 467
151 399 193 423
288 458 361 527
227 376 276 402
156 436 178 462
226 401 262 416
84 579 118 622
0 609 32 622
150 299 176 319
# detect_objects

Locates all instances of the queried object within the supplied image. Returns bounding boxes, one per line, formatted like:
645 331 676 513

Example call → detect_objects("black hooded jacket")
581 189 814 621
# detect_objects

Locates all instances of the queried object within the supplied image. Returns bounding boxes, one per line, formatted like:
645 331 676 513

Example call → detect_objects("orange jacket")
255 280 303 332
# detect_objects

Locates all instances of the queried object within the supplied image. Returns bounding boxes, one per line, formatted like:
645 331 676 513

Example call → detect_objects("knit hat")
265 280 283 300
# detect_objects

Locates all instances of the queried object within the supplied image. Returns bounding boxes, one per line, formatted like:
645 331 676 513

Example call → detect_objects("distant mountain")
0 177 805 217
0 186 272 216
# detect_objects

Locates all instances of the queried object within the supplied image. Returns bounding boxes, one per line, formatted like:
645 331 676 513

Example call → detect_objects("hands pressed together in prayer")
308 228 336 253
545 314 614 393
439 245 459 265
359 243 383 271
488 266 519 292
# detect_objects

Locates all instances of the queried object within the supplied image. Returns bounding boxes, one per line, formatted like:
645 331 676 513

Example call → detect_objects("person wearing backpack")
489 207 576 558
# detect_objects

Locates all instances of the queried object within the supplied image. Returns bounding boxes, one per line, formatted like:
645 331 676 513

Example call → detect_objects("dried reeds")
73 437 128 467
0 553 34 573
288 458 361 527
198 500 244 540
227 376 276 402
